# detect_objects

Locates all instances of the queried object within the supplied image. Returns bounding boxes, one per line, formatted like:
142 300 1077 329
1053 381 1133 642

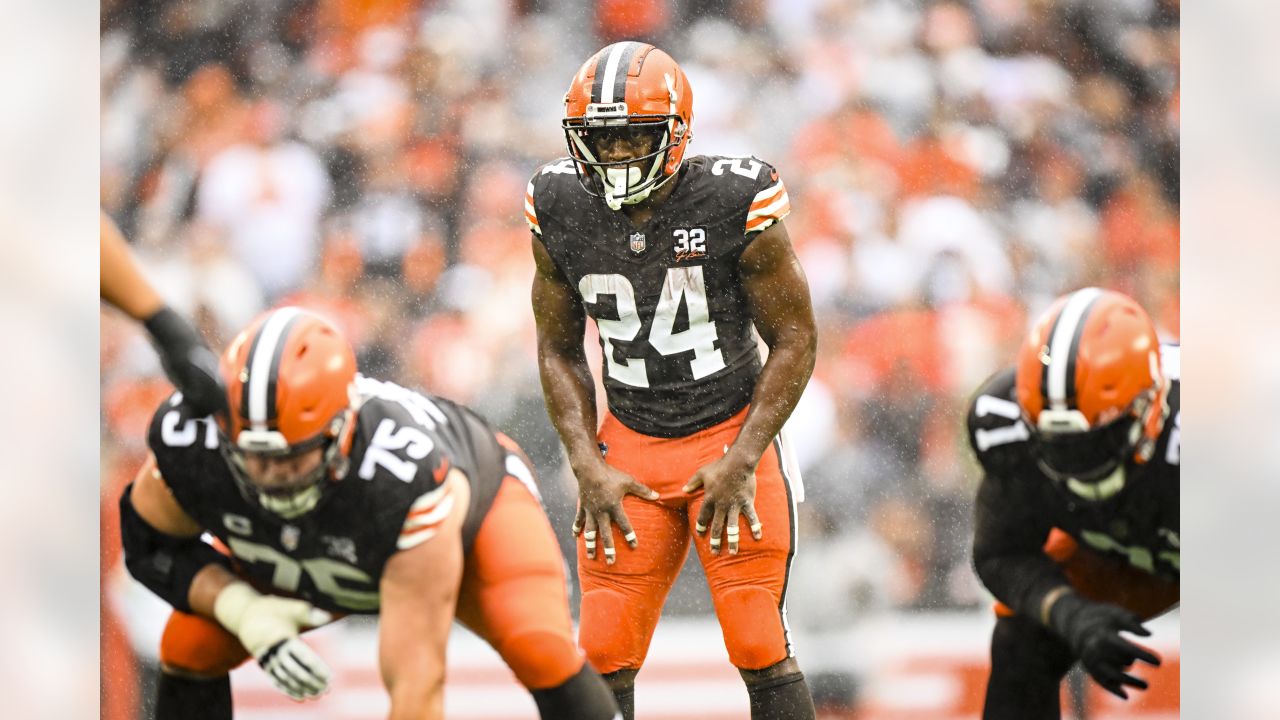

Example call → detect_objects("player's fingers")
1119 672 1149 691
694 501 714 535
598 514 617 566
571 503 585 536
1120 615 1152 637
708 506 727 555
1124 641 1162 668
726 506 740 555
628 479 661 501
1093 666 1132 700
742 504 763 540
612 508 639 549
582 513 598 560
682 474 704 494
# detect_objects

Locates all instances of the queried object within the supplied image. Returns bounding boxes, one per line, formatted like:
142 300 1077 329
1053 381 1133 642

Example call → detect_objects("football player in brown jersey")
528 42 818 720
968 288 1179 718
100 210 227 416
121 308 620 720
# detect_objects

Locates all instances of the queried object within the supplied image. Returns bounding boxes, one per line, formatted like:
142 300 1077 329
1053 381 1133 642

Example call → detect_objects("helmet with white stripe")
218 307 359 518
562 41 694 210
1015 288 1169 501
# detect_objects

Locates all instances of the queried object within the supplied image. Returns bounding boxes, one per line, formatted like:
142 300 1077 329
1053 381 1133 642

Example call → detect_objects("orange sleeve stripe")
745 203 790 232
525 211 540 229
749 184 785 210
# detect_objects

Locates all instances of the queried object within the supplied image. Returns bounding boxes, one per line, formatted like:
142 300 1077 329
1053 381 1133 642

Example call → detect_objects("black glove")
143 307 228 418
1048 592 1161 699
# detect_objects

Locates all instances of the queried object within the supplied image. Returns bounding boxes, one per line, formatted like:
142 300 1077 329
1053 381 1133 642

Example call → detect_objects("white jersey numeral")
972 395 1029 451
650 267 726 379
579 266 726 387
226 537 379 611
358 417 435 482
579 273 648 387
1079 529 1178 574
711 157 763 179
160 411 219 449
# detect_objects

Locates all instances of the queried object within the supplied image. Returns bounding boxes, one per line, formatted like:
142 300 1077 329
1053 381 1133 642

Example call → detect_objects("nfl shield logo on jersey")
281 524 300 551
629 231 646 253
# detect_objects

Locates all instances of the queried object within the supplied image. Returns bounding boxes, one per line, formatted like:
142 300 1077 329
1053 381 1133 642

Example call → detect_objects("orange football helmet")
1015 288 1168 500
562 41 694 210
218 307 359 518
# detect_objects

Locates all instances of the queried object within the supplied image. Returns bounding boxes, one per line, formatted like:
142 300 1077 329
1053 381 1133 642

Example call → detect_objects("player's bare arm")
531 234 659 564
684 220 816 555
379 468 471 720
101 211 165 320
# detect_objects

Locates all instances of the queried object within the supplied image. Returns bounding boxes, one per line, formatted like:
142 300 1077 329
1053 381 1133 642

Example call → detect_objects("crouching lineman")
967 288 1179 719
120 307 620 720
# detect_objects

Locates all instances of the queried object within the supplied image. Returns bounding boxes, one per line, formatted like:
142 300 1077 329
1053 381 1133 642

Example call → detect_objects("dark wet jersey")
146 375 506 615
968 345 1180 617
527 155 791 437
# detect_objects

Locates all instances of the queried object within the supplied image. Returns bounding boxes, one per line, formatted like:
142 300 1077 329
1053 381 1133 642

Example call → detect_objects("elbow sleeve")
119 484 230 613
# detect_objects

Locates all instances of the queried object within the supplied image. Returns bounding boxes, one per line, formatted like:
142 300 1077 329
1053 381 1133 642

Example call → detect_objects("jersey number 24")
579 266 725 387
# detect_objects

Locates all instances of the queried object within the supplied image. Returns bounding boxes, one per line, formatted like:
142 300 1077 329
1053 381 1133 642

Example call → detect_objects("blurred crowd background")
100 0 1179 715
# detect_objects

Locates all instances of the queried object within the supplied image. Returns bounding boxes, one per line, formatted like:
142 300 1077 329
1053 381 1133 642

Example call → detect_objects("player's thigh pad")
457 476 583 690
577 415 700 673
159 610 250 677
577 493 691 674
693 439 797 670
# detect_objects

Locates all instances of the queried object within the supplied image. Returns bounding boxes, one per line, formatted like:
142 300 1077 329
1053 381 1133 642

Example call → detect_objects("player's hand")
214 582 334 701
684 450 762 556
144 306 229 418
1048 592 1162 699
572 460 659 565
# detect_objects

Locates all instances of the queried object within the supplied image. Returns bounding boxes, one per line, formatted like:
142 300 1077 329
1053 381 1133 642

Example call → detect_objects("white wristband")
213 581 262 635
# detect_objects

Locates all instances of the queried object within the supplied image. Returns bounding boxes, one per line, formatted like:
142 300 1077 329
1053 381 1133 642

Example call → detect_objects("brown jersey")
527 154 791 437
147 375 507 614
968 345 1180 617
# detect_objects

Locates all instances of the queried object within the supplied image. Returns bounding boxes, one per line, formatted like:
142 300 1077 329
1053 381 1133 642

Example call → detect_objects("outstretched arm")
100 210 165 320
379 469 470 720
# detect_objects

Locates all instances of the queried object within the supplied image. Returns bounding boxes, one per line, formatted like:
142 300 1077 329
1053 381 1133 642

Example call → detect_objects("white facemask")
603 166 652 211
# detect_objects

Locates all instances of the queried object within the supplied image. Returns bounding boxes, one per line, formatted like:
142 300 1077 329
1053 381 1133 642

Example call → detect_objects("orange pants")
161 453 584 691
995 529 1180 620
578 406 799 673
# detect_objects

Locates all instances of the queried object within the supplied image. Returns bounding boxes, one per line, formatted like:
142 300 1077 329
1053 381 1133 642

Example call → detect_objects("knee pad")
497 628 584 690
159 611 250 677
718 586 788 670
580 588 655 674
